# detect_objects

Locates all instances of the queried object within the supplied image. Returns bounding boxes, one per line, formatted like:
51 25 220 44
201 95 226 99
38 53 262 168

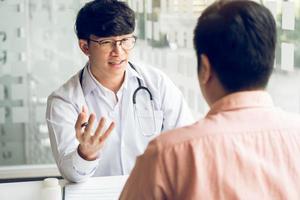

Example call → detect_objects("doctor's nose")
111 42 124 55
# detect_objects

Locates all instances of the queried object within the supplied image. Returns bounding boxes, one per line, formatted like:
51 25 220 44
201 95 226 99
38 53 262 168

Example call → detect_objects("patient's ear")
79 39 89 56
199 54 212 85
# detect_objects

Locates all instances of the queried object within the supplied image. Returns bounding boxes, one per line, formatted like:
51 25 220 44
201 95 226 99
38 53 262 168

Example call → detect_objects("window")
0 0 299 169
130 0 300 115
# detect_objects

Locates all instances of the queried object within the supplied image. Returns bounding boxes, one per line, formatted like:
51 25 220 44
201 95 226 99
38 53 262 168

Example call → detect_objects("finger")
80 105 89 128
93 117 106 139
75 106 88 128
75 112 85 129
85 113 96 133
75 107 89 142
80 106 88 127
82 105 88 114
81 114 96 142
75 113 86 141
99 122 115 143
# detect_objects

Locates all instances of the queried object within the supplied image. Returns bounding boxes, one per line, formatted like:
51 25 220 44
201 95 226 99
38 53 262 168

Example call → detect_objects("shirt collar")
207 90 274 116
81 62 142 96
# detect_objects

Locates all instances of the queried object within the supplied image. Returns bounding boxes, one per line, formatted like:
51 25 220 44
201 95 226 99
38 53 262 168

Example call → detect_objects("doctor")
46 0 193 183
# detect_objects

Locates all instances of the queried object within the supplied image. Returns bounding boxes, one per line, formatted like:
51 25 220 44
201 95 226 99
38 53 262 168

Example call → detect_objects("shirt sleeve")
159 73 194 131
46 95 99 183
119 140 170 200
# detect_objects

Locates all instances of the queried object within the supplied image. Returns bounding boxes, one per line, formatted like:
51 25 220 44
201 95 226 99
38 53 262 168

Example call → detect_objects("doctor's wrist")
77 145 98 161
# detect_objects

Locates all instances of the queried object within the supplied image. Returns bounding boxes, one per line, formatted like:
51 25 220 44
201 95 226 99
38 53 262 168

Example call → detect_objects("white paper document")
63 175 128 200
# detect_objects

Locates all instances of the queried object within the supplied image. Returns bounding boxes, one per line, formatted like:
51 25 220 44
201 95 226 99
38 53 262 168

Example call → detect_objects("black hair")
75 0 135 39
193 0 277 92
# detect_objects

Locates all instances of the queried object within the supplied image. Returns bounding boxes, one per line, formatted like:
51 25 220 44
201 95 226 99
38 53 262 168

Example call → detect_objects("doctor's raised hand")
75 106 115 161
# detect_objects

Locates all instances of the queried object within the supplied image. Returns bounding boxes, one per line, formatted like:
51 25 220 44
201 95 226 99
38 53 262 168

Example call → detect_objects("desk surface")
0 176 128 200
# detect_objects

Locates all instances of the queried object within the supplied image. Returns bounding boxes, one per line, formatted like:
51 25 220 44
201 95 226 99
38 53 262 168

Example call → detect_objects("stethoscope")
79 62 157 137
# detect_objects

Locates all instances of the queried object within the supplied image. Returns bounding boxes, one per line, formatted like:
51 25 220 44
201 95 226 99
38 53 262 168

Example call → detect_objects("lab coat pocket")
135 109 163 137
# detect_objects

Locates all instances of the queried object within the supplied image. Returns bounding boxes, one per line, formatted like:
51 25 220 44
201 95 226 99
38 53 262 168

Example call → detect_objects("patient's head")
193 0 276 98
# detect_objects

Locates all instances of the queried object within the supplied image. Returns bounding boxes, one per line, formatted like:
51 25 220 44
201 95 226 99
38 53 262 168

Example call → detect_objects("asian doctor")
46 0 193 183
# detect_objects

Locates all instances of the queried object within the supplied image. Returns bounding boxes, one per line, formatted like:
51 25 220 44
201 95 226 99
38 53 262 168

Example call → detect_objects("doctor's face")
80 33 136 77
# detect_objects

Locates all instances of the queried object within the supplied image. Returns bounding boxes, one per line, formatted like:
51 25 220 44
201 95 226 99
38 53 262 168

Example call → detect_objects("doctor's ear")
198 54 212 85
79 40 89 55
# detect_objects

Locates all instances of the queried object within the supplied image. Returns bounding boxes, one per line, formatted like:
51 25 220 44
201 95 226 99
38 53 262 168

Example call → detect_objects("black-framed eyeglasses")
88 36 137 51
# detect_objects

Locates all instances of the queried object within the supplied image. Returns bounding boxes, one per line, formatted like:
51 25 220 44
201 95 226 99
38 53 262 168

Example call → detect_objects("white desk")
0 176 128 200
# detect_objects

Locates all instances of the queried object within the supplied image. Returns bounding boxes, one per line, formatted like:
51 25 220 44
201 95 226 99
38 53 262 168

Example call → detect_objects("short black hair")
193 0 277 92
75 0 135 39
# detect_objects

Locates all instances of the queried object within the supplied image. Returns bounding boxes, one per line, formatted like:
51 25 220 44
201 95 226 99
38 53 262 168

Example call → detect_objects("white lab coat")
46 62 193 182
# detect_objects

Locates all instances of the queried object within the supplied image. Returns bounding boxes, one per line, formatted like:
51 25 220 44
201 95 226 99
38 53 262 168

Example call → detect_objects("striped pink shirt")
120 91 300 200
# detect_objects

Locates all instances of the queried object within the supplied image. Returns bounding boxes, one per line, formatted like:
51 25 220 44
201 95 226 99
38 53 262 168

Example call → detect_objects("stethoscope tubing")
79 62 154 105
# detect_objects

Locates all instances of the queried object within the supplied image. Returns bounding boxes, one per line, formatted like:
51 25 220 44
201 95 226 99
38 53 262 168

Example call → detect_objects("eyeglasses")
88 36 137 51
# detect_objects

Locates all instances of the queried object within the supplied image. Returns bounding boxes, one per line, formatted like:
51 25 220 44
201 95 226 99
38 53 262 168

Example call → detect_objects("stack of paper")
63 175 128 200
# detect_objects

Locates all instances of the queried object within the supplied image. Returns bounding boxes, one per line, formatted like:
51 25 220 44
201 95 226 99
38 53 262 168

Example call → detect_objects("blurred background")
0 0 299 177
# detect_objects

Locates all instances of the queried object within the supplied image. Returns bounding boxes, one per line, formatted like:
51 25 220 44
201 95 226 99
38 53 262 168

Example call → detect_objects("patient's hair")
75 0 135 39
193 0 277 92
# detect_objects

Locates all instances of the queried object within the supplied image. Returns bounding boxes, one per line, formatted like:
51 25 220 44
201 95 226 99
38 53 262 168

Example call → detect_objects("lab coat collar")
127 62 143 81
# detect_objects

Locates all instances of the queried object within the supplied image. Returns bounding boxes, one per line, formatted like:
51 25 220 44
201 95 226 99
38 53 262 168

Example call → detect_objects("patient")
120 0 300 199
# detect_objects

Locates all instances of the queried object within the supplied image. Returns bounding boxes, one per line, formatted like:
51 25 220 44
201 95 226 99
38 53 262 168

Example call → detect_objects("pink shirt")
120 91 300 200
